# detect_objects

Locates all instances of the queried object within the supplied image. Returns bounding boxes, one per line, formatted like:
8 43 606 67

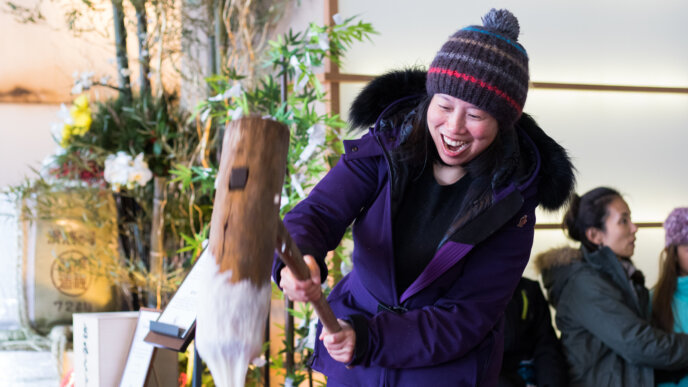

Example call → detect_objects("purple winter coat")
272 70 575 386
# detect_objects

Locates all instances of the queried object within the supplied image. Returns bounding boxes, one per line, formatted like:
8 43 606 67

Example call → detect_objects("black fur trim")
516 113 576 211
346 68 575 212
348 68 427 130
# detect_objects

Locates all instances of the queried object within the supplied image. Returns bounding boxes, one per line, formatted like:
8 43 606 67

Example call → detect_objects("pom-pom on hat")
426 8 529 127
664 207 688 247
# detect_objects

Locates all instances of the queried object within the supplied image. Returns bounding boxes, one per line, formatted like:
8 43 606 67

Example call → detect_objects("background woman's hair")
563 186 621 251
652 245 680 332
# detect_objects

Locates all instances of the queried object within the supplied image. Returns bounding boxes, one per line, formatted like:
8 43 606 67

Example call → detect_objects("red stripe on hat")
428 67 522 113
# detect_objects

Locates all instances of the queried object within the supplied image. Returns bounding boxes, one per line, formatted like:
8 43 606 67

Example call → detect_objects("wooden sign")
143 247 213 352
120 308 177 387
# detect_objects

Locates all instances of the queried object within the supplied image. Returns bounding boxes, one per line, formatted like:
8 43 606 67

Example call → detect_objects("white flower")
120 68 131 77
129 153 153 187
104 152 132 191
57 104 73 124
104 152 153 191
50 122 64 144
51 104 73 145
284 377 294 387
99 75 111 84
71 71 94 94
332 13 343 25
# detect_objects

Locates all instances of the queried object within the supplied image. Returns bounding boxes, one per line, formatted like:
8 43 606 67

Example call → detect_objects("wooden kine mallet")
195 116 341 387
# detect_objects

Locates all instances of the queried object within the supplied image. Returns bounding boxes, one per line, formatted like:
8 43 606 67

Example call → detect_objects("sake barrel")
19 187 121 334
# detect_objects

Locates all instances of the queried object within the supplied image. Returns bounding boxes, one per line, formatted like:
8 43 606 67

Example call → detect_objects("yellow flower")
73 94 89 110
60 124 74 147
69 94 92 135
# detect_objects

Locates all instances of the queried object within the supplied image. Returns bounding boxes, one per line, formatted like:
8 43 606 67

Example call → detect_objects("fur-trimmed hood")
534 246 582 273
534 246 584 308
348 68 576 212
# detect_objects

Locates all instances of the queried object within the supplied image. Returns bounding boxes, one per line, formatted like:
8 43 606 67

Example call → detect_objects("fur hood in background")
534 246 582 273
347 68 576 212
534 246 584 309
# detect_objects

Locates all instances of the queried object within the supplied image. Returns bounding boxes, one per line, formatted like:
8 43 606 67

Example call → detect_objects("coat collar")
582 246 646 316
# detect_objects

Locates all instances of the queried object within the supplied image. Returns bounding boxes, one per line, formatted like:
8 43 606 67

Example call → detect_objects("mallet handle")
275 219 343 333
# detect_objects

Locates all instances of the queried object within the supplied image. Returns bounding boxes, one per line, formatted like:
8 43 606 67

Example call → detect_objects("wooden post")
148 176 166 308
323 0 340 117
323 0 343 286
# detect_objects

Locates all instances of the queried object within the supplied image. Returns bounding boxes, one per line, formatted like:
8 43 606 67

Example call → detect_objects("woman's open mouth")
441 135 469 156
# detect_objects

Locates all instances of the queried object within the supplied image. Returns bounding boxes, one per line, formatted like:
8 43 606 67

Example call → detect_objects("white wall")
0 104 58 329
0 104 60 188
336 0 688 287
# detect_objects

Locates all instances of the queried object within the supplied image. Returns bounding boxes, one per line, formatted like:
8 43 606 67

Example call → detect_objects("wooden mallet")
195 116 341 387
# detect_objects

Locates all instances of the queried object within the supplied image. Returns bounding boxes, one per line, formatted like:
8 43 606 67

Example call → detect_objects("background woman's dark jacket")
536 246 688 387
273 69 575 386
500 277 568 387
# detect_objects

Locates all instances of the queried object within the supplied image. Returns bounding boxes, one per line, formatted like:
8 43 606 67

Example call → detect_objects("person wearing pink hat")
652 207 688 386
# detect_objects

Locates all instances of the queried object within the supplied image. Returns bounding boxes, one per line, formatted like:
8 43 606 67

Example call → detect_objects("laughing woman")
274 9 575 386
536 188 688 387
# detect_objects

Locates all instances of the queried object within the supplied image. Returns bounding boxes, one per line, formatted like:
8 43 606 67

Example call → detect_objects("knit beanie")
426 9 529 127
664 207 688 247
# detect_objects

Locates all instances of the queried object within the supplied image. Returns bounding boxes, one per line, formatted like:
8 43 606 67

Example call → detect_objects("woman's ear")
586 227 604 246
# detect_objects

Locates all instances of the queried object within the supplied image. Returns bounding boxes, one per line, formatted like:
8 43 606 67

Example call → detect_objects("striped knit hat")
426 9 529 126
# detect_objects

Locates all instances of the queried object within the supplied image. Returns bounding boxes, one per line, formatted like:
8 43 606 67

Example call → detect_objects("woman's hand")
279 255 321 303
320 319 356 364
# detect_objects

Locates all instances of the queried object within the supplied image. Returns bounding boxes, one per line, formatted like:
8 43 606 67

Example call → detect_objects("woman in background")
652 207 688 386
536 187 688 386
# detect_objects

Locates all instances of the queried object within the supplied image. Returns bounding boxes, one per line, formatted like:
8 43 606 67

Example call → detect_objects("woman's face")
427 94 499 167
594 197 638 257
677 245 688 276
